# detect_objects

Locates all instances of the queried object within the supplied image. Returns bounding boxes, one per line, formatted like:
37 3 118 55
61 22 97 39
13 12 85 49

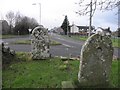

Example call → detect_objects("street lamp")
32 3 41 25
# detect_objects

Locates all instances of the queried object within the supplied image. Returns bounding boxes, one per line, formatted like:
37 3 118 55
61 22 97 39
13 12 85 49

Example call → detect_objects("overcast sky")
0 0 118 31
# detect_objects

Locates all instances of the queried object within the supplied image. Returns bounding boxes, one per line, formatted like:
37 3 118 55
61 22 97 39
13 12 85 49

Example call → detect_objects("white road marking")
57 37 64 40
62 44 74 48
55 36 81 45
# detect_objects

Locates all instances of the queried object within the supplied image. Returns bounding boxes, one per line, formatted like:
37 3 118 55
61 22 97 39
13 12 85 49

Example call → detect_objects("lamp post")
32 3 41 25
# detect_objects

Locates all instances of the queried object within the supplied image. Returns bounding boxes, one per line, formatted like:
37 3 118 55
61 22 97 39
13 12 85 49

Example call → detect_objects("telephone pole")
88 0 92 37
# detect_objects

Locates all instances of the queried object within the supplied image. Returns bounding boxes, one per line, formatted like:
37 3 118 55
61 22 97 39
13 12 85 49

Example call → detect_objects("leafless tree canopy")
6 11 15 26
76 0 120 16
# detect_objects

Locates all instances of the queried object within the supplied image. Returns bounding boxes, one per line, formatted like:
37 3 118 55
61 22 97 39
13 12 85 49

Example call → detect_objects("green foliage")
61 15 70 35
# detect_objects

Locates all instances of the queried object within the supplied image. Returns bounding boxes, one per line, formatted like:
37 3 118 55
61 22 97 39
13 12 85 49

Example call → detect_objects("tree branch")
76 0 119 16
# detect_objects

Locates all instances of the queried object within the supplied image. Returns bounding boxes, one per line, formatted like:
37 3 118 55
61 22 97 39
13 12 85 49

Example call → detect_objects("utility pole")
88 0 92 37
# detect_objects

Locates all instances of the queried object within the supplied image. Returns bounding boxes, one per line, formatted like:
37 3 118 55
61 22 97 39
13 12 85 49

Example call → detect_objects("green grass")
2 52 119 88
50 40 62 46
62 35 120 48
69 35 88 41
112 38 120 48
0 35 19 39
109 60 119 87
3 52 79 88
11 40 31 45
60 35 87 42
11 40 61 46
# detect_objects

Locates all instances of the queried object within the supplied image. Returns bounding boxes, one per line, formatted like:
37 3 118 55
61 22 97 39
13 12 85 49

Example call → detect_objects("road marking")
57 37 64 40
62 44 74 48
55 36 82 45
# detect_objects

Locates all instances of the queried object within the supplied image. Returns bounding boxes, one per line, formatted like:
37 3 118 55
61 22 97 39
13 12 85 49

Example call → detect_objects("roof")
69 24 95 30
77 26 94 30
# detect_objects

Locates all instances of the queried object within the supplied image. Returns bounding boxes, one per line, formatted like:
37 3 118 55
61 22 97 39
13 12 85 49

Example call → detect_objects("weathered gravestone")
31 25 50 59
78 34 113 87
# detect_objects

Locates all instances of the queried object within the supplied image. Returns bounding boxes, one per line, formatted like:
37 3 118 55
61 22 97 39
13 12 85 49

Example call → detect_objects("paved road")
2 34 120 58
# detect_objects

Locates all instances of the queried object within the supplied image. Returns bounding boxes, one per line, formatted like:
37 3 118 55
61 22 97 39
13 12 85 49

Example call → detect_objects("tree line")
3 11 39 35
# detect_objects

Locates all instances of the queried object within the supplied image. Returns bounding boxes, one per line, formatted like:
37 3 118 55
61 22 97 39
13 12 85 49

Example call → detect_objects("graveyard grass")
2 52 119 88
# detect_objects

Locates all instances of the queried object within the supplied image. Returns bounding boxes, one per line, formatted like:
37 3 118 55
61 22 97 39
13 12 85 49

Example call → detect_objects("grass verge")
62 35 120 48
112 38 120 48
2 52 119 88
10 40 61 46
0 35 20 39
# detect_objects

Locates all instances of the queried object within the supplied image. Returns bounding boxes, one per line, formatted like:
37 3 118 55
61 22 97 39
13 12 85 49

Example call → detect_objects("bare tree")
6 11 15 33
14 11 23 26
76 0 120 36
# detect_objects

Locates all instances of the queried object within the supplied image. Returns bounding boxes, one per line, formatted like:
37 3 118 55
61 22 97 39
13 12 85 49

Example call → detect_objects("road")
2 34 120 58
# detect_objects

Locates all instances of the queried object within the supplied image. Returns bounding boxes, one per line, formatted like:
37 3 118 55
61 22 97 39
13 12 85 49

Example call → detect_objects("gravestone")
31 25 50 59
78 34 113 87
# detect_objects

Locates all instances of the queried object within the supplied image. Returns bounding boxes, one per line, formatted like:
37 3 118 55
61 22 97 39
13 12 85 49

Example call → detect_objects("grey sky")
0 0 118 31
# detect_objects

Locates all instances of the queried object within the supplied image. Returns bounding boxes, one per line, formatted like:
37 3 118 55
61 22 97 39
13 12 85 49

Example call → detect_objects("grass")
112 38 120 48
50 40 62 46
11 40 31 45
109 60 119 87
3 52 79 88
2 52 119 88
11 40 61 46
69 35 88 41
0 35 19 39
61 35 88 41
62 35 120 48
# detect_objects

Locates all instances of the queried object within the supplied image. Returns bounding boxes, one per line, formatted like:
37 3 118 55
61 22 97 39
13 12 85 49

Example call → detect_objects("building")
0 20 10 34
69 23 95 35
52 27 65 35
70 24 79 33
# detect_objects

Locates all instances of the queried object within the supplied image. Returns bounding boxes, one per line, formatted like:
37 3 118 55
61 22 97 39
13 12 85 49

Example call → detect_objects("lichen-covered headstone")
78 34 113 87
31 25 50 59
